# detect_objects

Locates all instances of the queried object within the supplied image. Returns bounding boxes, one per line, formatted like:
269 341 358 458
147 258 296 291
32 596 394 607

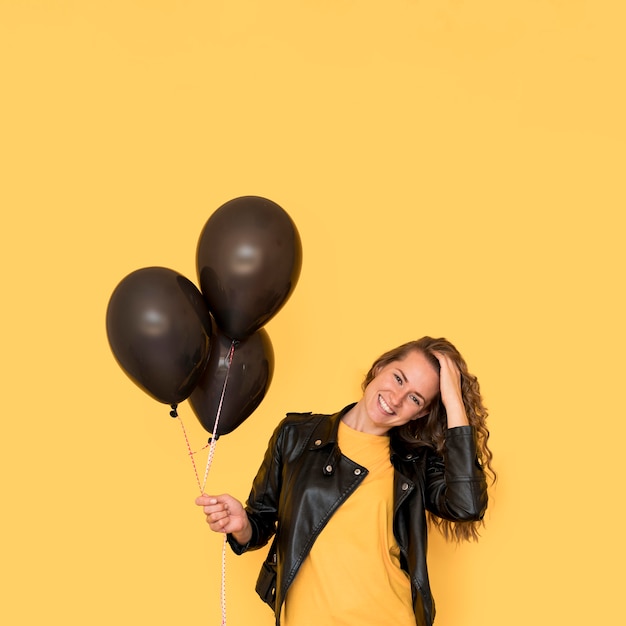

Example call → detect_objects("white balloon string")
201 340 236 493
175 341 236 626
178 411 229 626
197 339 235 626
221 533 228 626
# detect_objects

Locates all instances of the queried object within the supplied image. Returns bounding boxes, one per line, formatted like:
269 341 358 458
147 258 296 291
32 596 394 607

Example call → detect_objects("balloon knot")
170 403 178 418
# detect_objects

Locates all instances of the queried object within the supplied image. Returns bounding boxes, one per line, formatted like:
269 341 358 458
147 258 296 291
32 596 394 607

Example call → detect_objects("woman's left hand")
433 351 470 428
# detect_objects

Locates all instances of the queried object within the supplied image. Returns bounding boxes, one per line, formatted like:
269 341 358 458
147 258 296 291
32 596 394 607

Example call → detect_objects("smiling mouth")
378 395 395 416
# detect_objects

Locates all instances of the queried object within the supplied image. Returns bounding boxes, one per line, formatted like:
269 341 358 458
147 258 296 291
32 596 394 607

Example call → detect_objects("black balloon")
196 196 302 339
106 267 212 404
189 327 274 437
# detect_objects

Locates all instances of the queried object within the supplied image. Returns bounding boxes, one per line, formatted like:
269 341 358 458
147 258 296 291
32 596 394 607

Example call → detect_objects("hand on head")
432 351 469 427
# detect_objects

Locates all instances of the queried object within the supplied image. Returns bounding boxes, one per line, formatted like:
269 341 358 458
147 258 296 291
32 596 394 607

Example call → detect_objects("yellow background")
1 1 624 624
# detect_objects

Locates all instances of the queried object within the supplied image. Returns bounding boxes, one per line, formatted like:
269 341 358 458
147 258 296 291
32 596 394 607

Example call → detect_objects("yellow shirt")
282 420 415 626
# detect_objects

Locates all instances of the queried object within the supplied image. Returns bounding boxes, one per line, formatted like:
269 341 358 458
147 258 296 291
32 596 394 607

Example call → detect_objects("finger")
207 518 228 532
203 503 227 516
195 495 219 506
206 509 229 523
431 350 447 368
207 513 232 532
432 350 451 366
433 351 459 375
206 514 231 531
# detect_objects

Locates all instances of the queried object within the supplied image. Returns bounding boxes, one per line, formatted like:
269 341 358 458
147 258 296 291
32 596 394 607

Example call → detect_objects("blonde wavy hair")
362 337 495 542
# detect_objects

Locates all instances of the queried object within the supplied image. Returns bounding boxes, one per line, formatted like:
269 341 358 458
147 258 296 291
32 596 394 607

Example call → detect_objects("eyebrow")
397 368 426 403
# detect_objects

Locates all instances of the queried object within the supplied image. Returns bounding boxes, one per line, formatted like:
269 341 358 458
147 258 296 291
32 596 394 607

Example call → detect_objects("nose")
388 390 402 409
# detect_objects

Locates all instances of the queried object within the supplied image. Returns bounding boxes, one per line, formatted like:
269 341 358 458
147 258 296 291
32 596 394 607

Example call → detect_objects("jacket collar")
307 403 356 449
306 403 415 461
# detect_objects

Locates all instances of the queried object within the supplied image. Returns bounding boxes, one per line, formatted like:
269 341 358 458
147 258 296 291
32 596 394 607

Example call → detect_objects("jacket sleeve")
423 425 488 522
227 418 286 555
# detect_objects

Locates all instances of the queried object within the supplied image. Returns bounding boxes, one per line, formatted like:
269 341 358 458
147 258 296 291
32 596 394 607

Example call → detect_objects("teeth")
379 395 394 415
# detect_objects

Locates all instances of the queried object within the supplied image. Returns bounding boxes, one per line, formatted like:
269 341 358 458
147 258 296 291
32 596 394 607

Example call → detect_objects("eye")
394 374 402 384
409 395 422 407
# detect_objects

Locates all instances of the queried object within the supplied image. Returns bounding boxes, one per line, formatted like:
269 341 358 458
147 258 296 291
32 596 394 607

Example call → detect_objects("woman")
196 337 495 626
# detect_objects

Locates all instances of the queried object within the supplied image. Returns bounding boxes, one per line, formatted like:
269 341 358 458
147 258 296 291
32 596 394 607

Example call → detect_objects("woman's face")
362 350 440 433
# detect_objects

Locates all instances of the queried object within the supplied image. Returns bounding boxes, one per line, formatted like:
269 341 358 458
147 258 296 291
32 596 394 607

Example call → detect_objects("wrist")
232 522 252 545
446 407 470 428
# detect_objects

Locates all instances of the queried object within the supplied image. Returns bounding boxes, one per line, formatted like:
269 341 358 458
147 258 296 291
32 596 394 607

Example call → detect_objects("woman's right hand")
195 493 252 544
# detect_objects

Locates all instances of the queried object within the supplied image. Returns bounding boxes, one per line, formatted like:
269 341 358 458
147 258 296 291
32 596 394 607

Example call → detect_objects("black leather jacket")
227 405 488 626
